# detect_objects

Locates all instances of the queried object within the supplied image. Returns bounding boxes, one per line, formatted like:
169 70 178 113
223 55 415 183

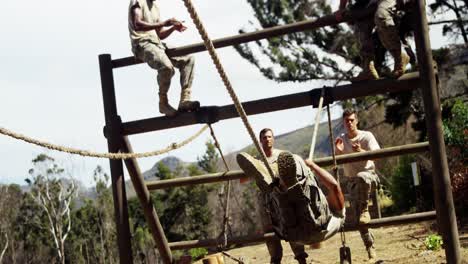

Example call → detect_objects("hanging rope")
208 124 232 249
0 125 208 159
208 125 246 264
181 0 276 182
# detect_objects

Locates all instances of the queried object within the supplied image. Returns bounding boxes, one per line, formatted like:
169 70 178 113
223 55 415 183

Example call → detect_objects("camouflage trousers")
257 193 308 263
354 0 402 61
346 171 379 248
133 41 195 96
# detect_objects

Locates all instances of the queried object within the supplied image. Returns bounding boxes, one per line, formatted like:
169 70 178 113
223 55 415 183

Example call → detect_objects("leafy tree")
15 188 54 264
26 154 77 264
442 99 468 217
68 166 117 264
429 0 468 43
197 140 220 173
389 155 417 213
0 184 22 263
235 0 358 82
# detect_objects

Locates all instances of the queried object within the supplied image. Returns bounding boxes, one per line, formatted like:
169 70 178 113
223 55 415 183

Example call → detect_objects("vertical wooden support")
121 137 173 264
99 54 134 264
412 1 461 263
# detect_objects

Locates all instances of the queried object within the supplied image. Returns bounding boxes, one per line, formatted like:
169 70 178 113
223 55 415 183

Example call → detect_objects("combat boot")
392 50 410 78
366 245 377 260
159 93 177 117
351 60 379 82
178 88 200 112
278 151 298 189
359 202 371 224
296 257 307 264
237 153 273 193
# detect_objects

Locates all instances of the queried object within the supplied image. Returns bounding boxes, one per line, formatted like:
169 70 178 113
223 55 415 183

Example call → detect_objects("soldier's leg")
352 18 380 81
355 171 376 224
170 55 199 111
136 42 177 116
374 0 409 77
257 193 284 264
359 227 377 260
289 242 308 264
355 171 378 260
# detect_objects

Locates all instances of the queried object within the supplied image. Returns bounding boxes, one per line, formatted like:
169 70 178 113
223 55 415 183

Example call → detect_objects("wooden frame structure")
98 0 461 263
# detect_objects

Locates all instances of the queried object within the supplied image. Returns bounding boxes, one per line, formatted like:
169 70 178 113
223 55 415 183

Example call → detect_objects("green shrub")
424 234 443 251
188 248 208 260
389 155 417 213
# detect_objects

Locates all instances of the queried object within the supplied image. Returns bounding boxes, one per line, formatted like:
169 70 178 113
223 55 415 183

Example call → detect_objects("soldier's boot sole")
278 151 298 189
236 152 272 192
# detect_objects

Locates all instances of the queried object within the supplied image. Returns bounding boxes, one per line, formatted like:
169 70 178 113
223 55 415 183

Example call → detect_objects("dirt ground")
196 221 468 264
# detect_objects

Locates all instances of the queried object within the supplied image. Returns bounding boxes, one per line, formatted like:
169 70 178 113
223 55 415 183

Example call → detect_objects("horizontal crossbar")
146 142 429 190
111 9 374 69
121 72 421 135
168 211 436 250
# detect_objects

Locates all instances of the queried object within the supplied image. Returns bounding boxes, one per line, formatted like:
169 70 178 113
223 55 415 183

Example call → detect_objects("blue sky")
0 0 456 187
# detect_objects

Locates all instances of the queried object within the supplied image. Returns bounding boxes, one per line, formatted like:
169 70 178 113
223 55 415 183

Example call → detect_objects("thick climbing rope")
181 0 276 181
0 125 208 159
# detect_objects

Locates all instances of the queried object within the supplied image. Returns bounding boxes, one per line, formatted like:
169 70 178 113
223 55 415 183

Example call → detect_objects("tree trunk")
0 233 8 264
452 0 468 43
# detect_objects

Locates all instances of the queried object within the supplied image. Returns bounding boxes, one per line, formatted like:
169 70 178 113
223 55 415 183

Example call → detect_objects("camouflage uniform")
239 151 344 263
351 0 407 78
339 130 380 257
128 0 197 115
255 149 308 264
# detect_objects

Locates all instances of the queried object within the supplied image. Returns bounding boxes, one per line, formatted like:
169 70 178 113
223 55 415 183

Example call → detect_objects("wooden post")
99 54 134 264
412 0 461 262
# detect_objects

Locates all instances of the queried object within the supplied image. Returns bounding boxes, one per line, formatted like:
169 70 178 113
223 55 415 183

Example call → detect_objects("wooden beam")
168 211 437 250
121 72 421 136
111 9 375 69
146 142 429 190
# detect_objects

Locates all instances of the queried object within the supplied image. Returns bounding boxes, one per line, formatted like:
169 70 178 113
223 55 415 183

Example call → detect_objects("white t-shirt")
128 0 162 48
339 130 380 177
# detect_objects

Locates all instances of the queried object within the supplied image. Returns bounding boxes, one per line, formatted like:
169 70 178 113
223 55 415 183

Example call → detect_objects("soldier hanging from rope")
129 0 200 116
250 129 309 264
335 0 411 81
237 149 346 252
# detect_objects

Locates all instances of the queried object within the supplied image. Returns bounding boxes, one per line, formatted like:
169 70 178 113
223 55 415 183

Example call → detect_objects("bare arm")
157 20 186 40
304 159 345 213
131 3 185 40
131 4 167 31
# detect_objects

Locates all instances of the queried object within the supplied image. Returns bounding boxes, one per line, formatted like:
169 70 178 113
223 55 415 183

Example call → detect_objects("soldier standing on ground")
335 109 380 260
129 0 199 116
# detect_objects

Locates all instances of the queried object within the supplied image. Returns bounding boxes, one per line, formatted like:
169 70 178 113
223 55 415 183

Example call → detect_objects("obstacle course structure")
98 0 461 263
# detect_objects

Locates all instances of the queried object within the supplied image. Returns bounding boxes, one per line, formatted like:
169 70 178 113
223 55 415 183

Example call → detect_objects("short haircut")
259 128 273 140
342 108 358 119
